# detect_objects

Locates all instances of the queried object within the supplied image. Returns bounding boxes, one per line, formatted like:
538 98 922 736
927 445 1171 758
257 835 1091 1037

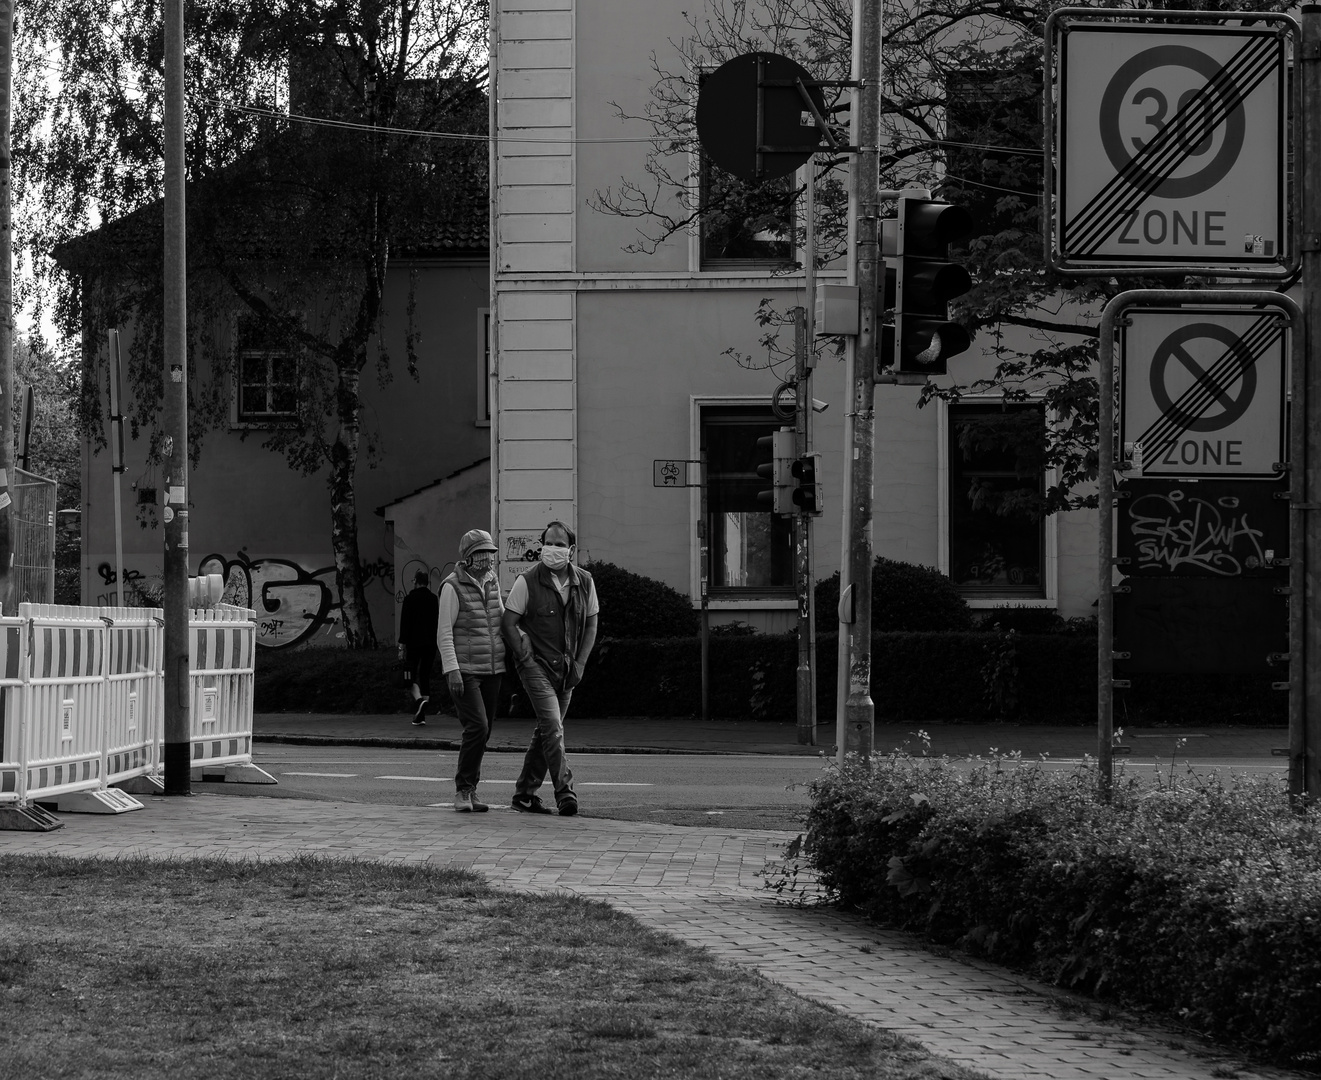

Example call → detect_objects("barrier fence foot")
115 774 166 796
43 788 144 815
0 803 64 831
191 762 278 785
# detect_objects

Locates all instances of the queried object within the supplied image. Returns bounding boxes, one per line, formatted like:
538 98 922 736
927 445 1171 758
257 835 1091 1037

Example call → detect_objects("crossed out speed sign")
1119 306 1287 480
1046 10 1297 276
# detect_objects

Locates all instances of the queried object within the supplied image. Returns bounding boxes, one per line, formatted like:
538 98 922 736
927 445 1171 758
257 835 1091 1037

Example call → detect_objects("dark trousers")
405 644 436 698
454 672 501 793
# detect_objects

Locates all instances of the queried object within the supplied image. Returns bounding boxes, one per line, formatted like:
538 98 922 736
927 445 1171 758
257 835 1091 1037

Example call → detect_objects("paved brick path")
0 795 1301 1080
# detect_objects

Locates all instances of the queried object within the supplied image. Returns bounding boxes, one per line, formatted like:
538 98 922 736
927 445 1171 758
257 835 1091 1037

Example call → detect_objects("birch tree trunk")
329 363 376 648
0 0 14 614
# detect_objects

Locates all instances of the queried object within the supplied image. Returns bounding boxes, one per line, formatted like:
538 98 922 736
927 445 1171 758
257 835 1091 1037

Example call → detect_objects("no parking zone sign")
1118 305 1288 479
1045 10 1297 276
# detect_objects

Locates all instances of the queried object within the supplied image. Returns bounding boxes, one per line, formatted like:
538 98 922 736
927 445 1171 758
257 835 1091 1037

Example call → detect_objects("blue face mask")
539 544 571 571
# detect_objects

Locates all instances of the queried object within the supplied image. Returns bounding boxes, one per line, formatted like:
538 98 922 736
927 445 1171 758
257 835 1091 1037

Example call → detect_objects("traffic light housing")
882 196 974 377
755 428 795 516
790 454 822 515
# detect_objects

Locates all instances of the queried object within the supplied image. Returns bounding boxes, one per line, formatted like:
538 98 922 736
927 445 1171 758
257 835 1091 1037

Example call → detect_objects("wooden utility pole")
840 0 881 759
0 0 14 615
162 0 191 794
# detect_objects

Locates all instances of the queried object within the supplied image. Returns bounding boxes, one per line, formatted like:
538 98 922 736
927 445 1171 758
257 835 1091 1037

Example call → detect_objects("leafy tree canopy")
15 0 490 646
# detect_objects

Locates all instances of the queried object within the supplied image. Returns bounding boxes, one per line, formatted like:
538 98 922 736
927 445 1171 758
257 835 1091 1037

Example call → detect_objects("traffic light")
882 196 974 377
790 454 822 515
755 428 795 516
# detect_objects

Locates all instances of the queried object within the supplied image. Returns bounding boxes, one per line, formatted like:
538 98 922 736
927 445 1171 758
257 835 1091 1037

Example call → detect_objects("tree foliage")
589 0 1293 516
15 0 489 646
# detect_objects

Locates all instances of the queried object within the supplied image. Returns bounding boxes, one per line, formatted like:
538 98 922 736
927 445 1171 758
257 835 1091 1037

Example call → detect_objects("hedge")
800 755 1321 1068
253 630 1285 726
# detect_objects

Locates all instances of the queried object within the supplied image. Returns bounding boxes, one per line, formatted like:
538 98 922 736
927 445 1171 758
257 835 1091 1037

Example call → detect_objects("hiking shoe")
453 790 474 812
412 698 428 726
557 795 579 817
469 790 490 813
511 793 553 814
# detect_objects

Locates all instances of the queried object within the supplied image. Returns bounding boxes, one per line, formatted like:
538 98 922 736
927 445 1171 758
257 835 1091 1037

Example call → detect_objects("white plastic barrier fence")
102 607 165 789
188 605 271 783
13 603 149 814
0 601 271 828
0 615 34 811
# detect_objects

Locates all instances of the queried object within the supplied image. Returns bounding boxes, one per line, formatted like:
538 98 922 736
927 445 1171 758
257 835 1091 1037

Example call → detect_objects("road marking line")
424 804 513 810
577 782 653 787
282 771 358 778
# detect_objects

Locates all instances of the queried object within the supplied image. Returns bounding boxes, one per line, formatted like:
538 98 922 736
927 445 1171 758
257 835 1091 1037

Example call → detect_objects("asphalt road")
197 744 826 830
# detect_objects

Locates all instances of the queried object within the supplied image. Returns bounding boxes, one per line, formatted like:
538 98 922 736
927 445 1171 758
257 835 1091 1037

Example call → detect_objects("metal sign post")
1098 290 1301 795
1045 8 1298 278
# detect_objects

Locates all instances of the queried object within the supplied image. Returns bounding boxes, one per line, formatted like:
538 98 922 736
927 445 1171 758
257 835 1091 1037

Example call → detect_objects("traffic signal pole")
840 0 882 760
793 308 816 745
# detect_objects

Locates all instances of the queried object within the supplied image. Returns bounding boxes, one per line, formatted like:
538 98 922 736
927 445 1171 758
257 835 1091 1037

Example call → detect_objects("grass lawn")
0 854 983 1080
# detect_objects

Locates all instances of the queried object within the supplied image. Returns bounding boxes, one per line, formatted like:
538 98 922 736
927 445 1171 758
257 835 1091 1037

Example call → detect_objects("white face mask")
539 544 571 571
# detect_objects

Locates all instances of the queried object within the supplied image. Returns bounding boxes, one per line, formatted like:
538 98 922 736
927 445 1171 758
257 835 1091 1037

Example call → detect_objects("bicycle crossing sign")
1118 306 1288 479
1045 10 1297 277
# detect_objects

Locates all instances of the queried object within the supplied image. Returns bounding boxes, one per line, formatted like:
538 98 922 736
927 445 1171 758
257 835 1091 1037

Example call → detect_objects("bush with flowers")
801 744 1321 1069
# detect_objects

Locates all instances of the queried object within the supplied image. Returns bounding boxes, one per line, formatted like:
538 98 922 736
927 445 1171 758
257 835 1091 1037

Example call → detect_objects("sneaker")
511 793 553 815
557 795 579 817
453 790 473 812
412 698 428 726
469 790 490 813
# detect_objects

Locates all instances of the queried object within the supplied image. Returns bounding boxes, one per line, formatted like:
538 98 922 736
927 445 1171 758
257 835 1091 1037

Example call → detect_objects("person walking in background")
398 569 439 726
438 529 506 813
502 520 598 817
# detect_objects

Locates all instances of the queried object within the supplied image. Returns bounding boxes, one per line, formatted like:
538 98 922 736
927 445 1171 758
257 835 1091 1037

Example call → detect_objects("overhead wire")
23 49 1048 155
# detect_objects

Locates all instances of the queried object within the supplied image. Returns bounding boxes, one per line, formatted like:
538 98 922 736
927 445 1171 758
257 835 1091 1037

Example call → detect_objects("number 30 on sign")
1046 12 1296 277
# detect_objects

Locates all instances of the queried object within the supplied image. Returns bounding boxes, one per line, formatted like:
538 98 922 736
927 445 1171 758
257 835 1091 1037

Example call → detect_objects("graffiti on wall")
197 553 341 648
95 563 160 607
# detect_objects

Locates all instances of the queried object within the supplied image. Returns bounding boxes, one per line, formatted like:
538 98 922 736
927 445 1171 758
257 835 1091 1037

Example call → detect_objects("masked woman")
437 529 506 812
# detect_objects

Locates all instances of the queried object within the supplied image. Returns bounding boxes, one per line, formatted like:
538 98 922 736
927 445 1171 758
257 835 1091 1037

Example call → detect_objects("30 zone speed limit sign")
1046 11 1297 277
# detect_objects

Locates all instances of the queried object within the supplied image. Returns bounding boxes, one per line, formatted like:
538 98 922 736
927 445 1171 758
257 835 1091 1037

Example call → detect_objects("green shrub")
803 754 1321 1067
815 558 973 633
582 560 699 639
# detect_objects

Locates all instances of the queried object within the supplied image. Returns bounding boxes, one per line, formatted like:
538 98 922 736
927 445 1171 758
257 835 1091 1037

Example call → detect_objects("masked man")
501 520 598 817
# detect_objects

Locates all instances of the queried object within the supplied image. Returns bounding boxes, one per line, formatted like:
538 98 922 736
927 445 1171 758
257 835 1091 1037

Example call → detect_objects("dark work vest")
518 562 594 688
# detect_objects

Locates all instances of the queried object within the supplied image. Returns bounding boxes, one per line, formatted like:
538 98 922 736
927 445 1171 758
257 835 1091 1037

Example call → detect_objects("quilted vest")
441 568 506 674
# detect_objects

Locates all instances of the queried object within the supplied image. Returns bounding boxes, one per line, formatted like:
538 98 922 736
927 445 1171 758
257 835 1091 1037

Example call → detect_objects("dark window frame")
232 315 301 428
700 404 795 597
946 401 1047 598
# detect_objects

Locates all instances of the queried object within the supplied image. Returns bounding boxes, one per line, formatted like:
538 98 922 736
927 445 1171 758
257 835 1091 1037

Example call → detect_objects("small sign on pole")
653 459 699 488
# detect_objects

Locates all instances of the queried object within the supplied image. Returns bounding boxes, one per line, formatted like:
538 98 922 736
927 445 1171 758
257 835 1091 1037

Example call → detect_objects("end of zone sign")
1045 10 1297 277
1119 306 1288 479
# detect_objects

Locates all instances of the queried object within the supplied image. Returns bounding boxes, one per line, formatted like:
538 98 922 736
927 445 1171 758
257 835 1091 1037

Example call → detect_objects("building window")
477 308 490 427
946 402 1046 597
232 316 299 427
699 158 797 269
701 405 793 595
